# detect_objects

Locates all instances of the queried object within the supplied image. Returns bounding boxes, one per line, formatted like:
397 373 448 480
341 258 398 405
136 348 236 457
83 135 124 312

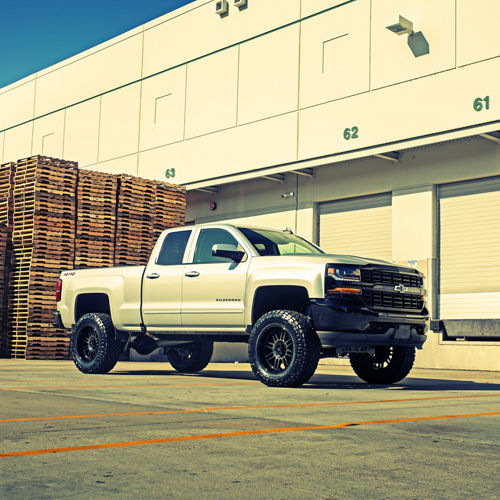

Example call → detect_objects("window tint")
193 228 239 263
238 227 323 255
156 230 191 265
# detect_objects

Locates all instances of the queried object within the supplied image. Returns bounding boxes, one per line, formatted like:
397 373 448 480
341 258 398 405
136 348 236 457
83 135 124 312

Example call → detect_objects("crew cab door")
142 229 192 330
182 227 249 327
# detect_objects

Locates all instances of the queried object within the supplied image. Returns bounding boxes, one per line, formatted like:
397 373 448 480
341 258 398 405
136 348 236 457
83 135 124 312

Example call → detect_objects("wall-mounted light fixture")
386 15 429 57
215 0 229 17
281 192 295 199
234 0 248 10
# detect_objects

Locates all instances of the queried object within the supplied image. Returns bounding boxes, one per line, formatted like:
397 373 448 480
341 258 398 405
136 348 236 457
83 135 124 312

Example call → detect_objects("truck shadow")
112 367 500 391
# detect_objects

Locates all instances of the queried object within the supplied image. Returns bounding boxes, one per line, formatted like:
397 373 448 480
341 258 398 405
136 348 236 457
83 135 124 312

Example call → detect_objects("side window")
193 228 239 264
156 230 191 265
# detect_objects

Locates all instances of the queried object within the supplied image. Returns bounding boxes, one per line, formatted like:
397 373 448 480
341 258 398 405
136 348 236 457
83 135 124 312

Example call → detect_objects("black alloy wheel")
167 340 213 373
349 346 416 384
249 310 320 387
71 313 121 374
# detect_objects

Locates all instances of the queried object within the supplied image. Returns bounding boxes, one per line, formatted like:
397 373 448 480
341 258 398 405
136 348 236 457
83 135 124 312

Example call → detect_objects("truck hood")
254 253 418 273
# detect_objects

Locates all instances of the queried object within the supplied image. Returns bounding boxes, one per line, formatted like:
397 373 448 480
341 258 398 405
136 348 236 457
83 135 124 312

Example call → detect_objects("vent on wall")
215 0 229 16
234 0 248 8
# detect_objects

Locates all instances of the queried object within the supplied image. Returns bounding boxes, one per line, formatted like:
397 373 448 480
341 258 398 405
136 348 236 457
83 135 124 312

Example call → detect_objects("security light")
386 15 429 57
408 31 430 57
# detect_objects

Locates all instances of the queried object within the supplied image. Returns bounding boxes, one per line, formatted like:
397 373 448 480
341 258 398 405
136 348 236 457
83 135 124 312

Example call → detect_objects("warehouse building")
1 0 499 370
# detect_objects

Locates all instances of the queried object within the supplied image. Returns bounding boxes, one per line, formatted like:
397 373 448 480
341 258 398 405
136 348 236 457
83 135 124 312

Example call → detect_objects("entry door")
142 230 191 330
182 228 249 327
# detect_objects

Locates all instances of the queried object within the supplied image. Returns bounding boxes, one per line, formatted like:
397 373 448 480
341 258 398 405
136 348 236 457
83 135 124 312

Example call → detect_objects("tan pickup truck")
54 224 428 387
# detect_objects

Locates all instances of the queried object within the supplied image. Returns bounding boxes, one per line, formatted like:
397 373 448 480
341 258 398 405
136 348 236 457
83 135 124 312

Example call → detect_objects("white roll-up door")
439 177 500 319
318 193 392 261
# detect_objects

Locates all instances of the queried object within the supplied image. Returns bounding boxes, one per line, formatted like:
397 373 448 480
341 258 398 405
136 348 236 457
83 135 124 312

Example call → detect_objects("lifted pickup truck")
55 224 428 387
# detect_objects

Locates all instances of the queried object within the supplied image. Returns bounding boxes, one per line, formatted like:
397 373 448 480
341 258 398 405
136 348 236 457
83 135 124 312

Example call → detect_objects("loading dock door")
439 177 500 321
318 193 392 261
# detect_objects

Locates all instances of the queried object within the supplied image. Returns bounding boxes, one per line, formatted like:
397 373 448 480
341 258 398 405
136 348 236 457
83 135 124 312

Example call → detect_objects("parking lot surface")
0 359 499 499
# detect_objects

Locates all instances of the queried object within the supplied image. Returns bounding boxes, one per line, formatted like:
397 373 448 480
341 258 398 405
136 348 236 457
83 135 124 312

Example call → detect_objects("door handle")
185 271 200 278
146 273 160 279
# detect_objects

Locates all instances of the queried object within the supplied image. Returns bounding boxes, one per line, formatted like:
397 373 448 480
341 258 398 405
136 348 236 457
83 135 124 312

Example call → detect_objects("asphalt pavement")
0 359 499 499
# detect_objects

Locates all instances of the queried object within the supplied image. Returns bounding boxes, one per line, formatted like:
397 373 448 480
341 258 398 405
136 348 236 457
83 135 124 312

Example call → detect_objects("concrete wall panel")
238 25 299 124
140 112 297 185
301 0 355 19
98 84 141 162
85 154 138 176
139 66 186 151
32 111 65 158
34 33 143 117
299 0 369 108
185 47 238 139
457 0 500 66
143 0 300 78
63 98 100 167
299 58 500 161
3 124 32 163
371 0 455 90
0 80 35 131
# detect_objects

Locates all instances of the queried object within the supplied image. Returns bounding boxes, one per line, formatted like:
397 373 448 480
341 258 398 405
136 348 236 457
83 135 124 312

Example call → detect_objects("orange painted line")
0 381 258 392
1 411 499 458
1 393 498 423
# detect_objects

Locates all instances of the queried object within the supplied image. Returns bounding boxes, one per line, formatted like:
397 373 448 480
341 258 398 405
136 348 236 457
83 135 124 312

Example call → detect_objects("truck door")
182 228 249 327
142 229 191 330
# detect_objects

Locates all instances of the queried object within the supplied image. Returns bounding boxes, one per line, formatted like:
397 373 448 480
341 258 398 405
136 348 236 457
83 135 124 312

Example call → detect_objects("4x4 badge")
394 284 409 293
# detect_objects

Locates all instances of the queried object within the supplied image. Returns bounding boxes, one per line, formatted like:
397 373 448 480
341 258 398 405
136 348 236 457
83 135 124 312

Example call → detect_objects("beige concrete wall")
1 0 498 182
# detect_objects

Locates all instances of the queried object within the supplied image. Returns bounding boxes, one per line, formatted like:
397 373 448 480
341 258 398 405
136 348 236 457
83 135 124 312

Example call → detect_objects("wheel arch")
251 285 310 325
75 293 111 323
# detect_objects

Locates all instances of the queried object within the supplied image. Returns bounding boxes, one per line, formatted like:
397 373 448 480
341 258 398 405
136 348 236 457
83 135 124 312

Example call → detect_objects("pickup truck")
54 223 428 387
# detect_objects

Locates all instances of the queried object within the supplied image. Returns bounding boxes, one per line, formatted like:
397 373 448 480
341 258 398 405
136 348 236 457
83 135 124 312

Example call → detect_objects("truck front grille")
361 269 421 287
362 289 424 311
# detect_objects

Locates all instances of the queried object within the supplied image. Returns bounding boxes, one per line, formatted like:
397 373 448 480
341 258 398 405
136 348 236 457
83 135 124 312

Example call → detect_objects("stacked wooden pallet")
1 157 186 359
0 162 14 357
9 156 77 360
75 169 117 268
153 181 187 239
114 175 156 266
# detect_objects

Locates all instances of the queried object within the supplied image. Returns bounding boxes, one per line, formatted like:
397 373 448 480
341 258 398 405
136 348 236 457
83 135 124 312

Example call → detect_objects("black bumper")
310 299 427 348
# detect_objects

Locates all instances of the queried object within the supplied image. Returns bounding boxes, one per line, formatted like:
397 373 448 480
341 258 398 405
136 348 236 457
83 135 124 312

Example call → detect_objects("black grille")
361 269 421 287
362 290 423 311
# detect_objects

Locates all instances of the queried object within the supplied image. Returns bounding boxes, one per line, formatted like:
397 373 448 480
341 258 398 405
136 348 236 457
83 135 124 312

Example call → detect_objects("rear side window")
156 230 191 265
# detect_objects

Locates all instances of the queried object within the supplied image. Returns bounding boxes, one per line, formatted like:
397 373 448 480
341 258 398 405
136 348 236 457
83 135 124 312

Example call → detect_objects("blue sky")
0 0 196 88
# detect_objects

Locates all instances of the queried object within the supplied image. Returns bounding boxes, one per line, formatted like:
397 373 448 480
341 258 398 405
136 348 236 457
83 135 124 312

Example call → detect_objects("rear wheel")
249 310 320 387
349 346 415 384
71 313 121 374
167 341 214 373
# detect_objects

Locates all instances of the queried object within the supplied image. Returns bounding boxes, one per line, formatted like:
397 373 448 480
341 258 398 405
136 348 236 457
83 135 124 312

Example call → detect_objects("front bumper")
310 298 427 348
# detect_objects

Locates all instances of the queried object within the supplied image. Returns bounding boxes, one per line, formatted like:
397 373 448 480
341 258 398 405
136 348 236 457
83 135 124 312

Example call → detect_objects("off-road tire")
168 341 214 373
71 313 121 374
249 310 321 387
349 346 416 384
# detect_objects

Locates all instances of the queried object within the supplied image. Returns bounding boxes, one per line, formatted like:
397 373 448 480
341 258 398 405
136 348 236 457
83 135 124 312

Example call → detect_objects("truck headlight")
327 265 361 282
325 265 362 296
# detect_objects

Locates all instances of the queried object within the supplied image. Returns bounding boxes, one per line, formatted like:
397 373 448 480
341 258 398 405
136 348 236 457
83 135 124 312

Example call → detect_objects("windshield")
238 227 324 256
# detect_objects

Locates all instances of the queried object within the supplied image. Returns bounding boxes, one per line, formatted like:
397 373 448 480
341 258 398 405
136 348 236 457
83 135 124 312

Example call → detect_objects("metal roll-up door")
439 176 500 320
318 193 392 261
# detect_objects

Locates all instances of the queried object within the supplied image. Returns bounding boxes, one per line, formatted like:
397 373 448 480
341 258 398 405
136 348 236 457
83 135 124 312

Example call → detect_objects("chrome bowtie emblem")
394 284 409 293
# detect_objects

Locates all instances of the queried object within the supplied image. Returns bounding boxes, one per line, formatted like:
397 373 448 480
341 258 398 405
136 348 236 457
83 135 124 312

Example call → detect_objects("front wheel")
249 310 320 387
167 341 214 373
71 313 121 374
349 346 416 384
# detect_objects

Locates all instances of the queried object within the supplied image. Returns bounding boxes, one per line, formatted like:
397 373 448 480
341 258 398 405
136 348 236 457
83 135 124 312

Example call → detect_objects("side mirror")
212 244 245 262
